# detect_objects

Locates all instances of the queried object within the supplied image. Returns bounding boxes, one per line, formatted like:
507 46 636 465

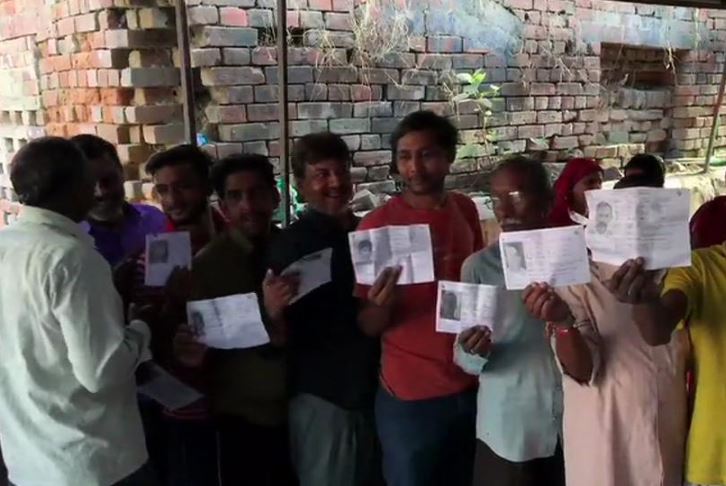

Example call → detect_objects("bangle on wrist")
551 313 575 329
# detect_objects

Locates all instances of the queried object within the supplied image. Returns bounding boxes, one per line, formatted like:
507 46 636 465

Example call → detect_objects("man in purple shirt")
72 135 166 267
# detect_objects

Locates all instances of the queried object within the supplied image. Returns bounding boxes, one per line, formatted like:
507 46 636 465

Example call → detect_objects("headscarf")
550 158 602 227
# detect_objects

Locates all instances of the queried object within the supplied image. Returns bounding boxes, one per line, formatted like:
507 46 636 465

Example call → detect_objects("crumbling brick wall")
2 0 726 226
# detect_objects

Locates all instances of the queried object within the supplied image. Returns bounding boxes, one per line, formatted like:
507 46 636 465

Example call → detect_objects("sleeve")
453 339 488 375
553 285 602 386
50 249 151 393
662 253 703 321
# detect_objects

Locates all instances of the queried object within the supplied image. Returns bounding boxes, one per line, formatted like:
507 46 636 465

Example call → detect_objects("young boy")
72 134 166 267
267 133 382 486
356 111 483 486
174 154 296 485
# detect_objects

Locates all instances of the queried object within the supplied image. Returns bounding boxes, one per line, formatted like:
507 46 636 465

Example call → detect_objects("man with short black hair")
72 134 166 267
0 137 154 486
268 132 383 486
356 111 484 486
175 153 296 485
623 153 666 188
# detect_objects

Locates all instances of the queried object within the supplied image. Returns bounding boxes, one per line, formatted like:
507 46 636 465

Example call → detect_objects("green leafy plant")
449 69 500 163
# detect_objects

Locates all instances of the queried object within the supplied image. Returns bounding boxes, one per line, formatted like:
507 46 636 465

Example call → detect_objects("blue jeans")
375 387 477 486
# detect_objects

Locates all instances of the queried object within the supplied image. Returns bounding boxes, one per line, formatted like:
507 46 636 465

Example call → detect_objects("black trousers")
217 415 297 486
472 440 565 486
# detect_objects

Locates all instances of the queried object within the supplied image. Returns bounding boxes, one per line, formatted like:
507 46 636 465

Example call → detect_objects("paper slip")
499 226 590 290
436 281 500 334
144 232 192 287
137 363 203 411
281 247 333 303
585 187 691 270
349 224 435 285
186 293 270 350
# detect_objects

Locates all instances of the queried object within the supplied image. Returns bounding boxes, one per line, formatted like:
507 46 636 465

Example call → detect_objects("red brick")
205 105 247 123
219 7 247 26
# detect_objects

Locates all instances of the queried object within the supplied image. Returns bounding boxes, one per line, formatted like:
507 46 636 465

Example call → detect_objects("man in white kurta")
0 137 153 486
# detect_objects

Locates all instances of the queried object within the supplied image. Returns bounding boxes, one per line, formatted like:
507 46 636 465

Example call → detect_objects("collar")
301 208 358 233
20 206 95 247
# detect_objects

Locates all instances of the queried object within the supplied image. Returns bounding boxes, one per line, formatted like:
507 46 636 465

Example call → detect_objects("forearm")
554 326 593 384
358 303 393 336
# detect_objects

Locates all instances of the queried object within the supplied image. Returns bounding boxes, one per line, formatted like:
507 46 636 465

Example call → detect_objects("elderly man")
0 137 154 486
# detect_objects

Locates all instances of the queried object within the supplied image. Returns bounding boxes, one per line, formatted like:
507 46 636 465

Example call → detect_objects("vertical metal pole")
277 0 290 226
175 0 197 145
705 58 726 172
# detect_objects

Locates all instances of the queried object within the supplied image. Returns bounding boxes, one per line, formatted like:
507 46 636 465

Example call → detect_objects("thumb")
263 269 275 286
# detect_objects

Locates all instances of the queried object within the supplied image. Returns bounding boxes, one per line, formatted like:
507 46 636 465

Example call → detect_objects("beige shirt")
0 207 151 486
555 262 688 486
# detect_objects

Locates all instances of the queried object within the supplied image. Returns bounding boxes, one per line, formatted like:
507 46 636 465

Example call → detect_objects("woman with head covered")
550 158 603 227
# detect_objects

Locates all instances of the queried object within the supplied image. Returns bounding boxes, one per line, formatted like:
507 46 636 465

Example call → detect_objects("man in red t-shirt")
356 111 483 486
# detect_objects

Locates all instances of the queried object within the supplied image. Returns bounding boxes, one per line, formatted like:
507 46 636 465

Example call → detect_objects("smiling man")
356 111 483 486
267 132 382 486
72 135 166 267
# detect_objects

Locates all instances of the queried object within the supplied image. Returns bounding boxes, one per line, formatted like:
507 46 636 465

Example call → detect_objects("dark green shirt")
192 228 287 426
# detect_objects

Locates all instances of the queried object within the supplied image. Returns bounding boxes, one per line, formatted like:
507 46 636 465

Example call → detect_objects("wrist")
551 313 575 329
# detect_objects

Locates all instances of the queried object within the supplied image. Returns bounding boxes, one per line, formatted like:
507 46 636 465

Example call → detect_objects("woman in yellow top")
609 247 726 486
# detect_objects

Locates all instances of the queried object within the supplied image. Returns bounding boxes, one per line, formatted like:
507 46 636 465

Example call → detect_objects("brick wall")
2 0 726 225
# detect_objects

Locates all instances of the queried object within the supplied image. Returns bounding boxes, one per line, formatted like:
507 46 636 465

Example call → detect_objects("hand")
263 270 300 320
367 266 402 307
165 267 192 305
128 303 157 325
113 253 139 300
458 326 492 357
173 324 208 368
523 283 571 325
607 258 661 304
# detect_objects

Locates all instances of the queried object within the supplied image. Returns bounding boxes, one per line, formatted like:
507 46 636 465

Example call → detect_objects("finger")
523 286 545 310
263 269 275 287
472 336 492 355
617 260 642 299
463 328 487 349
522 284 536 301
458 326 479 343
531 291 551 318
627 273 647 301
609 260 634 293
369 268 391 297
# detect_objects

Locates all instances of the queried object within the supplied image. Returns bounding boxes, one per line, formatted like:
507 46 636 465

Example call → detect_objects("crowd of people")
0 110 724 486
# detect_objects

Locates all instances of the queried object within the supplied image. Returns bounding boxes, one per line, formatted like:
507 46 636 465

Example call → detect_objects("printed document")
585 187 691 269
436 280 500 334
137 363 203 410
499 226 590 290
186 293 270 350
144 231 192 287
349 224 435 285
281 247 333 303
